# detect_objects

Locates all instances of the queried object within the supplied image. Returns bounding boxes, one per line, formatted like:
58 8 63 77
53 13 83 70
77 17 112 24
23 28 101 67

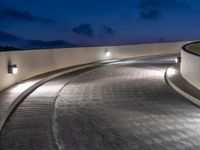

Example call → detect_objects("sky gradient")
0 0 200 49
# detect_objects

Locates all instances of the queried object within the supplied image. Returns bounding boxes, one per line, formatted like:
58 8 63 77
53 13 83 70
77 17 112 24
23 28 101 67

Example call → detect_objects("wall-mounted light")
105 49 111 57
8 64 18 75
175 56 181 63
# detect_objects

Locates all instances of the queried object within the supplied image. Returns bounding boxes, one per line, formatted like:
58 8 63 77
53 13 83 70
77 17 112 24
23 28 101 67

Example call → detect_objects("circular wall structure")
181 42 200 89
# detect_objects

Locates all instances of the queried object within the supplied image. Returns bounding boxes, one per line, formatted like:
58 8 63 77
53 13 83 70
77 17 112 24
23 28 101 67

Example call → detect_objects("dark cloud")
0 8 55 24
0 45 20 51
0 30 22 42
103 26 115 34
140 0 176 8
139 0 190 20
0 30 76 49
72 23 94 37
140 9 161 20
28 40 76 49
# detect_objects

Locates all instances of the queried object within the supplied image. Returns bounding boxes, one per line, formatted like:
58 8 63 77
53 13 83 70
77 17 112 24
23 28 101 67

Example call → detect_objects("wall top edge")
0 41 192 53
182 41 200 57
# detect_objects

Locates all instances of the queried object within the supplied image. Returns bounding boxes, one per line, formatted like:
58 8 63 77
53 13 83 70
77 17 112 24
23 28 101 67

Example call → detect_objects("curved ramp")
1 55 200 150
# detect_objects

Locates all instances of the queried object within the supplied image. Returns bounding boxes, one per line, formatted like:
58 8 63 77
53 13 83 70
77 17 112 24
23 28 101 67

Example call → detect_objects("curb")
0 61 114 131
165 65 200 107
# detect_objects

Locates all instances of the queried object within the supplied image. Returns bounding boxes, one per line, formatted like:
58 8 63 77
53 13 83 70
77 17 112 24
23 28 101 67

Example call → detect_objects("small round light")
105 49 111 57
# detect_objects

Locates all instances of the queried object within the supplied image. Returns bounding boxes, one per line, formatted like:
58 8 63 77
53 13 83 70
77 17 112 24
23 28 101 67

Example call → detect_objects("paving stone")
0 66 99 150
2 56 200 150
54 57 200 150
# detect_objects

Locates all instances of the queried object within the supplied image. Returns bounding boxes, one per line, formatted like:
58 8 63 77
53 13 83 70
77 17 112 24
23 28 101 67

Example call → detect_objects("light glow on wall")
10 81 36 93
168 67 177 75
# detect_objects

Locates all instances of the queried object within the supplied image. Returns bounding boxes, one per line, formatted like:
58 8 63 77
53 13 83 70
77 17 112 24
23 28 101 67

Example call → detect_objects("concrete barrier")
181 42 200 89
0 41 189 92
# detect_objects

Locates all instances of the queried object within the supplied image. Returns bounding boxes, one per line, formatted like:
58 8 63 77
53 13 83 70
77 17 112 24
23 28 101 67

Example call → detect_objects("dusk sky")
0 0 200 49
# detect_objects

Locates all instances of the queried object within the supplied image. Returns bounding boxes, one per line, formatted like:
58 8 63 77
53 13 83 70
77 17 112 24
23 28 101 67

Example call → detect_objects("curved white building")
181 42 200 89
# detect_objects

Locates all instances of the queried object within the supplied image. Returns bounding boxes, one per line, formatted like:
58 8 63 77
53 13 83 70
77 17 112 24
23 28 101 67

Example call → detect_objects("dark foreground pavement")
1 56 200 150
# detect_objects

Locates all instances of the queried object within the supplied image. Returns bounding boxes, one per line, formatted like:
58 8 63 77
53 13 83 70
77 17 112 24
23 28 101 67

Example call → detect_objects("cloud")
72 23 94 37
0 8 55 24
139 0 190 20
0 30 76 49
102 26 115 34
140 9 161 20
0 30 22 42
140 0 175 8
0 45 20 51
28 40 76 49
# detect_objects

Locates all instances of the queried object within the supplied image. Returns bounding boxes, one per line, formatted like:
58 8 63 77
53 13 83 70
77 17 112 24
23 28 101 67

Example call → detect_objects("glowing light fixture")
105 49 111 57
175 56 181 63
8 64 18 75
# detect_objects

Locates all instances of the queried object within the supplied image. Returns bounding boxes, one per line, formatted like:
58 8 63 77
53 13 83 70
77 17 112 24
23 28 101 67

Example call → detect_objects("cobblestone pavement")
0 66 100 150
2 56 200 150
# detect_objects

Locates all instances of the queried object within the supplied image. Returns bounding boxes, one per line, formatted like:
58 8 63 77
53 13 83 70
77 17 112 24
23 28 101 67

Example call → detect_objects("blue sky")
0 0 200 49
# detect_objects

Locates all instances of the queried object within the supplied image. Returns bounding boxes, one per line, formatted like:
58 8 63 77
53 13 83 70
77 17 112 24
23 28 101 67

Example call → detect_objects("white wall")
0 41 188 92
181 49 200 89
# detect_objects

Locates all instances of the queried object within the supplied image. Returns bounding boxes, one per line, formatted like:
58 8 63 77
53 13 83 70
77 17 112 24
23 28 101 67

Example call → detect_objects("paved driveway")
1 56 200 150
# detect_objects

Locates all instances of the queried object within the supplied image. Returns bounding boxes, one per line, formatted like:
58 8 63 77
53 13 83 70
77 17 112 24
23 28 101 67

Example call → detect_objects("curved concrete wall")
181 49 200 90
0 41 189 92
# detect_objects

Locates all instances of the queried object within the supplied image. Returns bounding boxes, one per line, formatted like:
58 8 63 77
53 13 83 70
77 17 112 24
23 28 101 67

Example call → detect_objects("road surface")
1 55 200 150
